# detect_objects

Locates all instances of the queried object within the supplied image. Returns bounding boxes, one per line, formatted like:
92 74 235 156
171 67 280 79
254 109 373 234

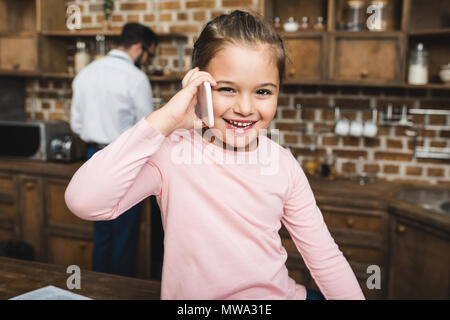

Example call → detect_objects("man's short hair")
119 23 158 49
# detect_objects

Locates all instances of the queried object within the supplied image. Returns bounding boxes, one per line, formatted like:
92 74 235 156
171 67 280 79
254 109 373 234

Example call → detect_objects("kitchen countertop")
0 159 448 233
0 257 161 300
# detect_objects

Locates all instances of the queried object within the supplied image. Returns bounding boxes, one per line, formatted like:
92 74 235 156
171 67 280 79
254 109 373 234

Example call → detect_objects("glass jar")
74 41 91 74
367 0 392 31
300 16 309 30
273 17 282 31
94 35 107 60
408 43 429 85
314 16 325 30
345 0 365 31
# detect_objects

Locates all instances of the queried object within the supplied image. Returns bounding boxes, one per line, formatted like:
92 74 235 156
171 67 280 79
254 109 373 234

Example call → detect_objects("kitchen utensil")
283 17 299 32
439 64 450 83
335 118 350 136
350 120 364 137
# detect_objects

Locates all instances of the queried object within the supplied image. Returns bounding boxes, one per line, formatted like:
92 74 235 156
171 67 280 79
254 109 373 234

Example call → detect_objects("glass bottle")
408 43 429 85
300 16 309 30
314 16 325 30
74 41 91 74
273 17 282 32
345 0 365 31
94 35 107 60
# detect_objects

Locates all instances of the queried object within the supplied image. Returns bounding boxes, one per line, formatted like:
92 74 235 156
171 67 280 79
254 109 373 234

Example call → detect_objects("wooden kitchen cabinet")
388 215 450 299
329 34 404 84
19 176 45 261
262 0 450 89
0 161 156 280
279 197 389 299
283 34 326 83
0 0 39 73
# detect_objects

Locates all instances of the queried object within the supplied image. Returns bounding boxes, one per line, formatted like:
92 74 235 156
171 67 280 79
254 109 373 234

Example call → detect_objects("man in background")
70 23 158 277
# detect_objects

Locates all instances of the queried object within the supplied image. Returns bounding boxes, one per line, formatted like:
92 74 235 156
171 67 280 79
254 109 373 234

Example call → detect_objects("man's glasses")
142 44 155 59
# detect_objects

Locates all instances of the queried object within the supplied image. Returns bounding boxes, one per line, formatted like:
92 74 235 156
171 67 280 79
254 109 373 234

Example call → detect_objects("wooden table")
0 257 161 300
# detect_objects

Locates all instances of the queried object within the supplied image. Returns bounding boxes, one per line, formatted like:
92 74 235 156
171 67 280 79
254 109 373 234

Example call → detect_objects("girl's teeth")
229 120 254 127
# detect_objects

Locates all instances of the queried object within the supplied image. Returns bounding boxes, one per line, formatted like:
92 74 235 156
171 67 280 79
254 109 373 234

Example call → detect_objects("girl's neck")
201 127 258 152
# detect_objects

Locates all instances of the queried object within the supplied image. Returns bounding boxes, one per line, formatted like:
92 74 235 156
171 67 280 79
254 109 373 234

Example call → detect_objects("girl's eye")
218 87 235 93
256 89 272 96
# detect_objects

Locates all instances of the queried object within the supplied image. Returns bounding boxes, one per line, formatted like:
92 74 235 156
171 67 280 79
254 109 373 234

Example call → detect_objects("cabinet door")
0 36 38 71
0 174 19 236
19 176 45 260
48 235 93 270
45 179 92 227
389 217 450 299
283 36 325 82
329 36 402 83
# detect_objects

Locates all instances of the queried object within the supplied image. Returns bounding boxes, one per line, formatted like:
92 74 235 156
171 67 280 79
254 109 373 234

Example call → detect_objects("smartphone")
195 81 214 127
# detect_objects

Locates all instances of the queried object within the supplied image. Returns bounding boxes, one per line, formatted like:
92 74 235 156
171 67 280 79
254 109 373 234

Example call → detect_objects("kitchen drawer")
282 235 381 264
339 244 381 264
322 210 383 233
47 235 93 270
283 36 324 82
45 179 91 227
0 36 38 71
329 36 402 83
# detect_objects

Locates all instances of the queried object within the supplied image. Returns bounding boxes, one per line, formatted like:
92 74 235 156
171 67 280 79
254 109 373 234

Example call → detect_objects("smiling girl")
65 10 364 300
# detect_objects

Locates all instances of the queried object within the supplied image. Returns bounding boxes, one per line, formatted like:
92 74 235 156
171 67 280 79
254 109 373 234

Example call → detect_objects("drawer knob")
360 69 369 78
288 68 295 76
25 182 35 191
396 225 406 233
346 218 355 228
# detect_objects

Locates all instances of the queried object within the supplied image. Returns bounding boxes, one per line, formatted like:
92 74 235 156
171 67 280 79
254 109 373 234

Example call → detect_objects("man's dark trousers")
87 145 142 277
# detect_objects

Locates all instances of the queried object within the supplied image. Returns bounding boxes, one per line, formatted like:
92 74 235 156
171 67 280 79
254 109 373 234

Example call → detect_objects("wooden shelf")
41 29 187 41
279 30 325 38
409 28 450 36
0 69 40 77
331 31 404 38
282 79 450 90
40 72 182 82
0 31 37 38
404 83 450 90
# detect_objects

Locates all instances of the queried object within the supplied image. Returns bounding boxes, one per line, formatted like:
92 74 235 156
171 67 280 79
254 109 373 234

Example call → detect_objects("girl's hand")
145 67 216 136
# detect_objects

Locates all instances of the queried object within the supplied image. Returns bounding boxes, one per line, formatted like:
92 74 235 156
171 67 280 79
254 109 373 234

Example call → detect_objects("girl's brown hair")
192 10 286 83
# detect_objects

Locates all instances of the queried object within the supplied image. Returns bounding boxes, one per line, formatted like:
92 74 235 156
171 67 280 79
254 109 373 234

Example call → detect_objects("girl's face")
204 44 280 152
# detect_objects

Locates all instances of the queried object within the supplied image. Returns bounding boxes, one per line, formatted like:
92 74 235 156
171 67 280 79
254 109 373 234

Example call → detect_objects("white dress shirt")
70 49 154 144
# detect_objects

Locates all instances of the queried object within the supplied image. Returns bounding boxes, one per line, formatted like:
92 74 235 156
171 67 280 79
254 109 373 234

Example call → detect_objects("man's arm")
131 76 154 121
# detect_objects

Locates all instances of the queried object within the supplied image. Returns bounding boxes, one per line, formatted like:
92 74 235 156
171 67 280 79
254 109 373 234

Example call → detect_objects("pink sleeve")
282 160 365 300
65 118 166 221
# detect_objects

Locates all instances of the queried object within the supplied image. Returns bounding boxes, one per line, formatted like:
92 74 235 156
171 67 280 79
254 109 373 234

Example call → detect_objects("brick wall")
25 0 450 184
274 85 450 185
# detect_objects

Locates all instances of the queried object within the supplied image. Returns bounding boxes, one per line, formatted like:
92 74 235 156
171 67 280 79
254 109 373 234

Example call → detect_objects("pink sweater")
65 118 365 300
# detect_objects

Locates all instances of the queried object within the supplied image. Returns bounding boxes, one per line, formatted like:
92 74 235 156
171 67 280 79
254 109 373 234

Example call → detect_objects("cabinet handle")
25 182 35 191
346 218 355 228
396 224 406 233
360 69 368 78
288 68 295 77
